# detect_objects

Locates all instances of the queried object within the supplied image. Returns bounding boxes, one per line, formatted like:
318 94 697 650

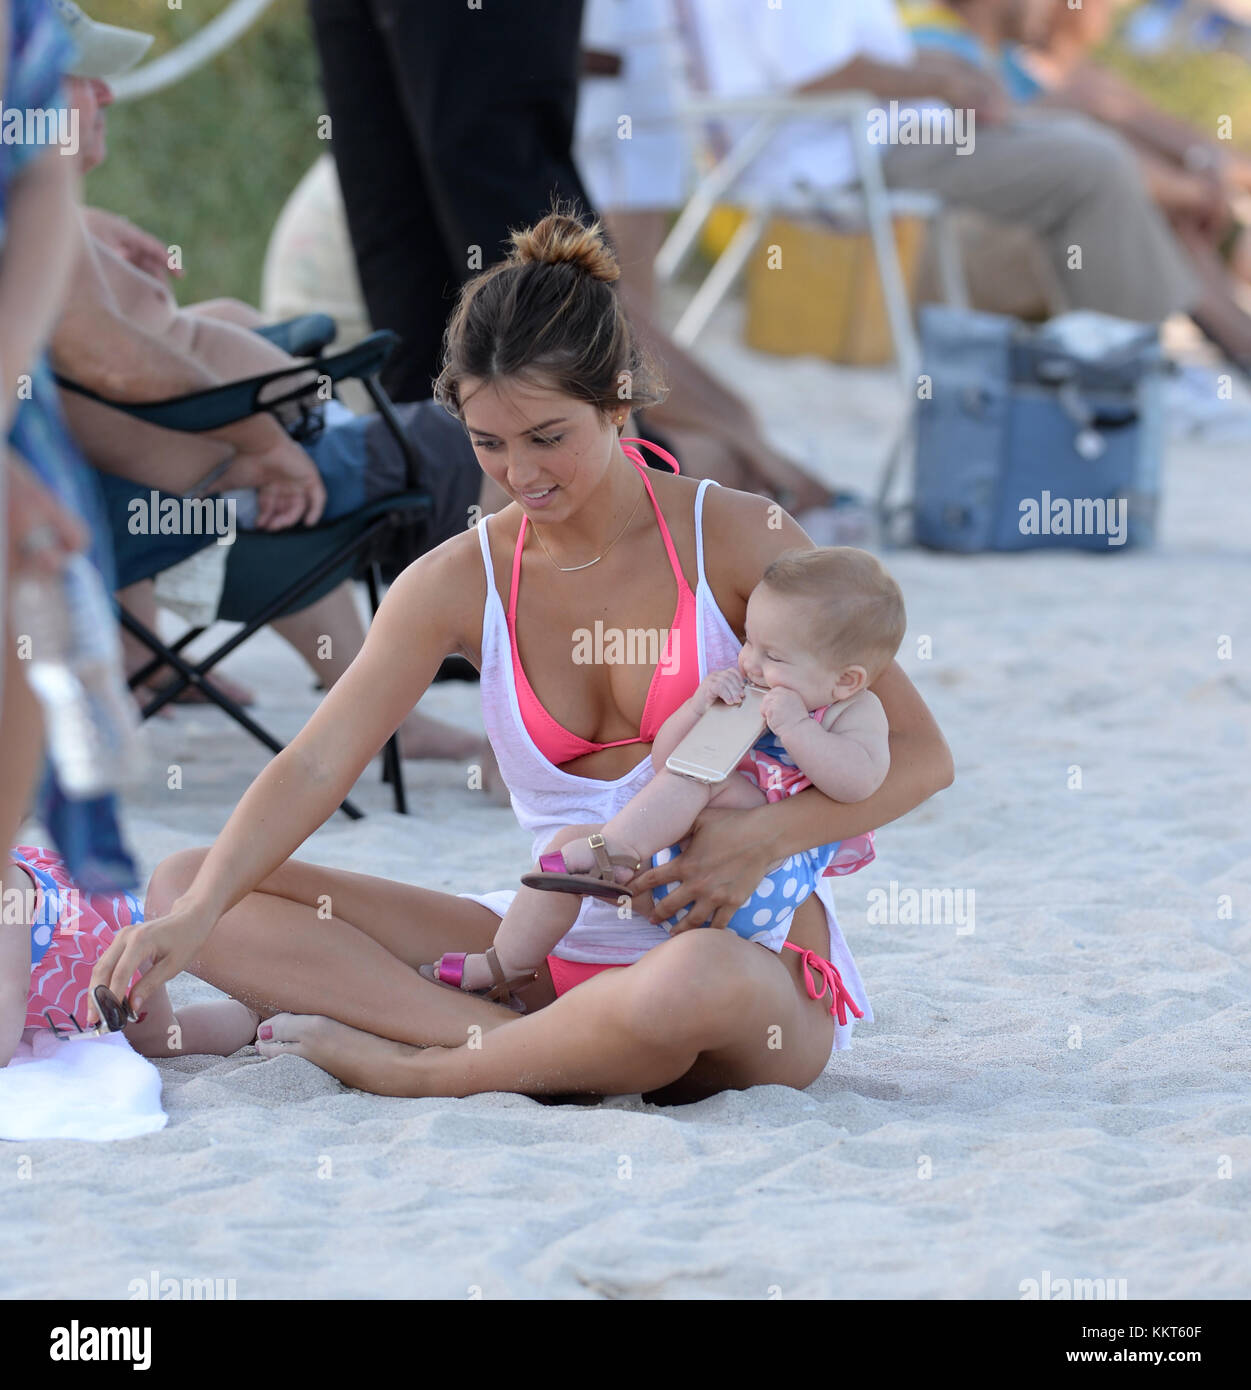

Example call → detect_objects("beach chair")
655 91 969 387
56 315 429 819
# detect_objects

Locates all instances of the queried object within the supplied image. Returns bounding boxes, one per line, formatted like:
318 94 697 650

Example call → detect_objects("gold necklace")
529 480 646 572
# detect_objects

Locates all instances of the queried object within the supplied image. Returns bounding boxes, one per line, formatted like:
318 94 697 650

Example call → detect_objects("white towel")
0 1028 167 1142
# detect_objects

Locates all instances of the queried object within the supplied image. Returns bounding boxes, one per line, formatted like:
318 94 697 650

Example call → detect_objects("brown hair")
434 205 666 422
761 547 906 677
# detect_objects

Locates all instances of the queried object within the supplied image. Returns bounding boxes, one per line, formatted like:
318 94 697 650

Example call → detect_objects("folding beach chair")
56 314 430 819
655 91 969 388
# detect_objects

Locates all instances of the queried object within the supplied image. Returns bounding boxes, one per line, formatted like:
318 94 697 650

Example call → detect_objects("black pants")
308 0 594 403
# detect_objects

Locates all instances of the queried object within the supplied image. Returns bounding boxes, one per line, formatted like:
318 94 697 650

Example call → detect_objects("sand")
2 306 1249 1300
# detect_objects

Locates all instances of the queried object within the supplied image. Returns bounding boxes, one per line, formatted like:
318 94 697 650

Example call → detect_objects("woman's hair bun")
509 206 620 284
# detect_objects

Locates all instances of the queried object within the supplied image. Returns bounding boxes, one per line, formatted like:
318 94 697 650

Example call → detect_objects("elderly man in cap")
47 2 495 769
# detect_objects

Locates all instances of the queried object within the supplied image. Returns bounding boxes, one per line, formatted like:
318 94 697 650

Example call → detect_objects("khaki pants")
882 110 1199 323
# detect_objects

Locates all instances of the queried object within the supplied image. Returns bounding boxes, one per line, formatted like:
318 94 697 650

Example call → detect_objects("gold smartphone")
665 684 767 784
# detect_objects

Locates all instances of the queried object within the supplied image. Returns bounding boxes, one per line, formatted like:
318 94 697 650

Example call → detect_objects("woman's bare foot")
132 670 257 717
397 708 484 762
256 1012 430 1095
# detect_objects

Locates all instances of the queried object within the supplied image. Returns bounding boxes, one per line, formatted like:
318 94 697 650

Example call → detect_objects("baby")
2 845 259 1066
422 546 905 1001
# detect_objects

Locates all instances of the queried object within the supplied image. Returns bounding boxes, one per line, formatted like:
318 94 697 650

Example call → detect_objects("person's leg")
0 615 44 1065
1172 217 1251 366
616 282 828 505
152 847 837 1098
124 984 259 1059
145 847 532 1045
117 577 255 712
258 914 836 1098
457 773 765 990
309 0 462 401
882 112 1199 324
267 579 483 761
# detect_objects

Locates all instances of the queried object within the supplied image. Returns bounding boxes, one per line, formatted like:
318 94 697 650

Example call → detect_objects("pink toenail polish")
258 1024 273 1040
136 1012 148 1023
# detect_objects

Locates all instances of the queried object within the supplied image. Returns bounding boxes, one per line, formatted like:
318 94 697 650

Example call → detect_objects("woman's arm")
90 532 485 1013
634 487 952 928
0 145 79 431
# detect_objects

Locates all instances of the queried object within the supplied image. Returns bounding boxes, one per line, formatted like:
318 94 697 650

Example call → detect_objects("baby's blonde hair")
761 547 906 679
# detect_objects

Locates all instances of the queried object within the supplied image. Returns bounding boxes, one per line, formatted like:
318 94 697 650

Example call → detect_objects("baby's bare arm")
778 691 891 803
650 667 743 769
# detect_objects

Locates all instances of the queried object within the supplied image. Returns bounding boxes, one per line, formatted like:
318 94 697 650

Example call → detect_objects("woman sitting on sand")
89 211 953 1101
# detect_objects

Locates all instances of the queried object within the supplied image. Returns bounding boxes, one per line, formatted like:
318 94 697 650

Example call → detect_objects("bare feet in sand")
255 1013 433 1095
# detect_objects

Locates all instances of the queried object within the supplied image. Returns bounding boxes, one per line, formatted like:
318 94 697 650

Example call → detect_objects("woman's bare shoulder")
698 482 814 594
382 520 496 656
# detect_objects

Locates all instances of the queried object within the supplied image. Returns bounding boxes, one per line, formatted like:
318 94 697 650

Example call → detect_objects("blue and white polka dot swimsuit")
650 837 843 950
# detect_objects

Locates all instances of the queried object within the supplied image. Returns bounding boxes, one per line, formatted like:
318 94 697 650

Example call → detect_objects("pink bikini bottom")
546 942 863 1025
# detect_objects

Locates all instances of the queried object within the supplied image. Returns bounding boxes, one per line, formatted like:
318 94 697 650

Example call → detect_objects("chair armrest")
254 314 338 357
54 330 400 434
677 91 877 124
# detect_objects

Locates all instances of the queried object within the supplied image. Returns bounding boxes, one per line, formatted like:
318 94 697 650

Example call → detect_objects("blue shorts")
649 839 841 953
98 398 479 591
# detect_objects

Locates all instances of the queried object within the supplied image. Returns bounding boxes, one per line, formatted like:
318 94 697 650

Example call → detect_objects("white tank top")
467 479 871 1047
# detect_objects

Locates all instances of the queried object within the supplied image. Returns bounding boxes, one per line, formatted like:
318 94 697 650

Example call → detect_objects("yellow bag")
700 205 926 367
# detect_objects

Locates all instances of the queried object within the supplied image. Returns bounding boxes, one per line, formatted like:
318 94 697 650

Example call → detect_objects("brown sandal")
520 833 641 902
418 946 536 1010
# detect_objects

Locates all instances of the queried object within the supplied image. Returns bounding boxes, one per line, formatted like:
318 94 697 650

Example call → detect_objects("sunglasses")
43 985 138 1041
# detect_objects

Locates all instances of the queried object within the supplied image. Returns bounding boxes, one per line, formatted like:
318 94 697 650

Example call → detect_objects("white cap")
50 0 154 81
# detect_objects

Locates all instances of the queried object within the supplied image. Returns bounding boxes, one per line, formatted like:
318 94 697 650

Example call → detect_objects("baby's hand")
694 666 746 713
761 685 808 737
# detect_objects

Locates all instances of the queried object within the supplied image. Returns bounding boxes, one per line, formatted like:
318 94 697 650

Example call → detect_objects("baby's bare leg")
581 768 715 869
706 774 768 811
450 825 598 992
125 987 259 1059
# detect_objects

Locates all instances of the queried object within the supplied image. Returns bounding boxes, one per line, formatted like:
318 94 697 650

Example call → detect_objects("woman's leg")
258 912 836 1098
145 848 534 1047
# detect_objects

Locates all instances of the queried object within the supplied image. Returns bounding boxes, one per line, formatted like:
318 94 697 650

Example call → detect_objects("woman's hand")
4 447 88 577
87 904 218 1024
627 805 775 933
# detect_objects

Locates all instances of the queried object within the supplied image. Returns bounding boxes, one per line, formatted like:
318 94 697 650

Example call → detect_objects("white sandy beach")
3 308 1249 1300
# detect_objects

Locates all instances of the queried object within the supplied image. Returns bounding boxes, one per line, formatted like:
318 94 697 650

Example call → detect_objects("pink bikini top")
507 439 699 767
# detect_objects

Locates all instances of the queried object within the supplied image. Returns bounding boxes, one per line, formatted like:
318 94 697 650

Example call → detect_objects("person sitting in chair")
46 4 495 768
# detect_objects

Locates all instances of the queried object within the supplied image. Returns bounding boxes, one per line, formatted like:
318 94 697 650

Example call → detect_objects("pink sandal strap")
434 952 466 988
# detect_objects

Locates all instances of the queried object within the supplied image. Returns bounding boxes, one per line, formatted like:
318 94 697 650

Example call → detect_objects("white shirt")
686 0 916 196
575 0 689 209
